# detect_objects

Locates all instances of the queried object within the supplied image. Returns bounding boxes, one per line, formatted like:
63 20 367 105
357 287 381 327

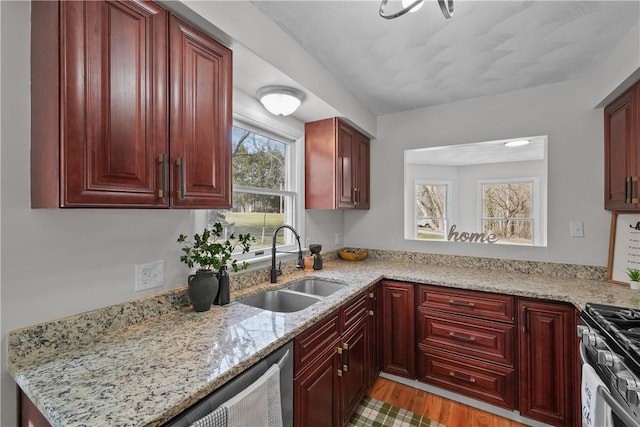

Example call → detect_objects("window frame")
477 177 540 246
413 179 452 240
205 118 303 263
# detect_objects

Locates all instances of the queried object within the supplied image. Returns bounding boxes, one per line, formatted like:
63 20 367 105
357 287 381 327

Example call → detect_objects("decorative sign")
607 212 640 285
447 225 499 244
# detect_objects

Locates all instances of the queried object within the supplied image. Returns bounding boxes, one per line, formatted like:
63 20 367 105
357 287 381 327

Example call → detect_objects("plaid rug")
347 396 447 427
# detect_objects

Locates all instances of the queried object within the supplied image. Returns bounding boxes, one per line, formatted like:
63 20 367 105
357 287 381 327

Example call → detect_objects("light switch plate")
570 221 584 238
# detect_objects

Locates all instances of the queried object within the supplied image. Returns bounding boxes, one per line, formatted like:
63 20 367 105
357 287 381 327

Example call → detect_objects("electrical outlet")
334 233 341 245
305 237 312 247
570 221 584 238
135 260 165 291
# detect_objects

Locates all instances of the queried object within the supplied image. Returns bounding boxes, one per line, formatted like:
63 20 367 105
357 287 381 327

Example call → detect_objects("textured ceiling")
254 1 640 115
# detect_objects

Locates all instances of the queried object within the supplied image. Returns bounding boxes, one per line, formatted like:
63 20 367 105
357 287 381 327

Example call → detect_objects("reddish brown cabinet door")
169 16 232 208
381 281 416 378
32 1 169 207
18 389 51 427
341 317 370 422
354 133 370 209
369 283 382 386
337 121 357 208
294 348 341 427
518 299 576 426
604 85 639 211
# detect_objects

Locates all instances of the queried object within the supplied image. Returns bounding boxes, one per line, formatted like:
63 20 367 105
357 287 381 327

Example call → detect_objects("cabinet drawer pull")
448 299 475 308
448 332 476 343
369 310 374 316
336 347 343 355
157 153 167 198
449 371 476 383
338 369 343 377
343 364 349 372
522 305 528 333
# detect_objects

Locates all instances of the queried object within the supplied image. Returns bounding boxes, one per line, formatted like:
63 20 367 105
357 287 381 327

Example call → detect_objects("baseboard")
378 372 553 427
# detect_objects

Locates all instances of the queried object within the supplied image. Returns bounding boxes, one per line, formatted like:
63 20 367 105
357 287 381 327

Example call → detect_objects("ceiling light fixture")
256 86 305 116
380 0 453 19
504 139 531 147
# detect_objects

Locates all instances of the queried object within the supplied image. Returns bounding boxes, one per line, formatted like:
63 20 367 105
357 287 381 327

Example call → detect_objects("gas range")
579 303 640 426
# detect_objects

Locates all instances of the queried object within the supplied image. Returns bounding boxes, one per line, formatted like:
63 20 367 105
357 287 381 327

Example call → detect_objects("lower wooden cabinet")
518 298 576 426
18 390 51 427
294 285 377 427
294 344 342 427
381 281 416 378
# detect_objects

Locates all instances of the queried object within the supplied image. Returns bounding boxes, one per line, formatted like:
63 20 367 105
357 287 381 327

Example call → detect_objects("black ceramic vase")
214 266 230 305
187 270 218 312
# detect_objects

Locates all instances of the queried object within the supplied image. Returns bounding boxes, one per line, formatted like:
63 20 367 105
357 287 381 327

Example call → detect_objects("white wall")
345 78 610 266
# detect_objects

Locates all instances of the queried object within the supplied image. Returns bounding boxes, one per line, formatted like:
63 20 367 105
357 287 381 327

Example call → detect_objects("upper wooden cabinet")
31 1 232 209
605 82 640 211
305 118 370 209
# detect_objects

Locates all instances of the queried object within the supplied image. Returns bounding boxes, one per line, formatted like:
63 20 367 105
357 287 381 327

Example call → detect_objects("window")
414 181 450 240
208 124 298 257
481 179 536 245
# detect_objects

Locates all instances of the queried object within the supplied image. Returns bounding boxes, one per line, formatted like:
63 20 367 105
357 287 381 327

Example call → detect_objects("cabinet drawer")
295 311 341 374
418 285 514 323
418 310 515 367
342 292 369 333
418 348 516 410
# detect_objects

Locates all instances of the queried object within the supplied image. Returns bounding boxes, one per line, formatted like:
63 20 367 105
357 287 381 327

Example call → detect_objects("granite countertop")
8 257 640 427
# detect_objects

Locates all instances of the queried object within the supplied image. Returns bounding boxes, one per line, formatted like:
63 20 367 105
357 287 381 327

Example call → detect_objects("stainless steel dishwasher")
163 341 293 427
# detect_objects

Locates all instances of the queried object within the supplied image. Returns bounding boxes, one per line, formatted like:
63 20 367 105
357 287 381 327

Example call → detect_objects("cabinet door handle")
337 369 343 377
369 309 374 316
343 342 350 372
448 332 476 343
449 371 476 383
176 157 186 199
355 188 360 206
522 305 528 333
448 299 475 308
157 154 167 198
626 176 630 203
632 177 639 203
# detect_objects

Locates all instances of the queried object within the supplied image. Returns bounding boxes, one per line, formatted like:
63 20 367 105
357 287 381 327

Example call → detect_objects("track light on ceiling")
256 86 305 116
380 0 453 19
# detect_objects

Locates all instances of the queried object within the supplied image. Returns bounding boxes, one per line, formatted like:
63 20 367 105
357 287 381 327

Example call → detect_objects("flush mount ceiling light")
256 86 305 116
505 139 531 147
380 0 453 19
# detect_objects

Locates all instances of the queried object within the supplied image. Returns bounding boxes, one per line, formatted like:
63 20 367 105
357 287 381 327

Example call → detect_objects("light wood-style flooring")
368 377 527 427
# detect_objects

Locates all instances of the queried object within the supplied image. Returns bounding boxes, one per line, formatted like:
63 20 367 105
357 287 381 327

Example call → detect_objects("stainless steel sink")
285 278 346 297
237 290 322 313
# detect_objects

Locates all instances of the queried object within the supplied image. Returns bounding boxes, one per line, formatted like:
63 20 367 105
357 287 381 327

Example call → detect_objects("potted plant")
628 269 640 290
178 223 254 311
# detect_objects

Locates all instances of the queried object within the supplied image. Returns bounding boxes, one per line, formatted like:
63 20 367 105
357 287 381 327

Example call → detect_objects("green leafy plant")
177 223 255 272
627 269 640 282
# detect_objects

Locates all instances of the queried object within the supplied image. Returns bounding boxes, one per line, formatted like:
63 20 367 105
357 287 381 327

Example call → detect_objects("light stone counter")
8 253 640 427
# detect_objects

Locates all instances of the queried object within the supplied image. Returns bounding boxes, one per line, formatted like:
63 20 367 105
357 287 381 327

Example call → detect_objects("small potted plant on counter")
178 223 254 311
628 269 640 290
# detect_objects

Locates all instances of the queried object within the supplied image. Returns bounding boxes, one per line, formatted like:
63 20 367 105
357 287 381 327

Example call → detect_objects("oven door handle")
580 343 640 427
598 386 640 427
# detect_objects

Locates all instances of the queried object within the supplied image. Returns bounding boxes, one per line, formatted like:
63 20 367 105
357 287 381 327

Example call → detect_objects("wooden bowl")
338 248 368 261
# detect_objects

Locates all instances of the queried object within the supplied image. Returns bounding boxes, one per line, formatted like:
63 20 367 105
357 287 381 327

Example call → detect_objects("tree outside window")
415 182 449 240
482 181 533 245
210 126 296 252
